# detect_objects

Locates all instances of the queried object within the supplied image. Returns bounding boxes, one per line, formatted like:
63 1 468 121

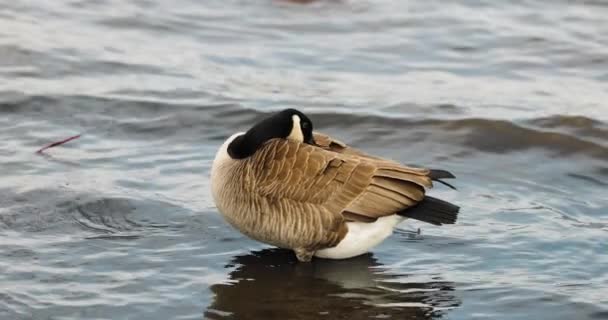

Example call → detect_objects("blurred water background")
1 0 607 319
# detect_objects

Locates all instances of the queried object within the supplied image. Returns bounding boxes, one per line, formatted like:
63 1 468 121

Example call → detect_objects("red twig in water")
36 134 82 154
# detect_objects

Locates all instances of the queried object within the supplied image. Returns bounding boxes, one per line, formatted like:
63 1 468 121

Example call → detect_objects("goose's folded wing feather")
314 131 459 190
251 139 432 223
313 131 432 170
313 132 385 161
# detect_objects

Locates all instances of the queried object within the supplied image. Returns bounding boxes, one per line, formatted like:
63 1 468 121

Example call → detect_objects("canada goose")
211 109 460 262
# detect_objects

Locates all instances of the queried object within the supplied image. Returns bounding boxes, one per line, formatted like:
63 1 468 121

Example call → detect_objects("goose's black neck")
226 108 314 159
227 132 271 159
227 115 291 159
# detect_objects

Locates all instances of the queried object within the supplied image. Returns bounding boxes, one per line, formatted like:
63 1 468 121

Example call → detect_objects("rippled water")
2 0 608 319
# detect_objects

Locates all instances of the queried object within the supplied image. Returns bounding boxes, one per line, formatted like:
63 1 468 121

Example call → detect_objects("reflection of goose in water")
205 249 460 320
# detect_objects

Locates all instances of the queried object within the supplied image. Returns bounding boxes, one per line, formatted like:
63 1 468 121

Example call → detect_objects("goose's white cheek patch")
288 115 304 142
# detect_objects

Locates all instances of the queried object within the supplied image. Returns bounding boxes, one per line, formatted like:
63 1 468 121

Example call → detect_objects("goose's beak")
305 136 316 145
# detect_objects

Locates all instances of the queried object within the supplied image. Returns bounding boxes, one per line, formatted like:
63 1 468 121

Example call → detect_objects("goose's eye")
301 122 310 130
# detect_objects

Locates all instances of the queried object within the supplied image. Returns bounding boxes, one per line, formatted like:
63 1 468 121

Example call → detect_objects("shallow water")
1 0 607 319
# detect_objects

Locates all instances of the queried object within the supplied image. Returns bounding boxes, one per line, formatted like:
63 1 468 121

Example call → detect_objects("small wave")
3 94 607 160
0 188 74 232
306 110 608 160
73 197 141 234
70 197 177 236
442 117 608 160
567 173 608 187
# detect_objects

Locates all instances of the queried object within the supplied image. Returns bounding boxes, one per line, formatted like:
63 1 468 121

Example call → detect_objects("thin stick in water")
36 134 82 154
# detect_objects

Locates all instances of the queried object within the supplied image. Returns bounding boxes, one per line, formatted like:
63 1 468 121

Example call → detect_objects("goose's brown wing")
314 131 458 188
313 131 440 221
251 138 432 224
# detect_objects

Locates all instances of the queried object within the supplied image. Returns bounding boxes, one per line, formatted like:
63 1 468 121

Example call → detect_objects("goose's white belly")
315 215 406 259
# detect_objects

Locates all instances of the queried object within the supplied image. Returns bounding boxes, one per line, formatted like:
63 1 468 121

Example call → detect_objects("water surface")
1 0 607 319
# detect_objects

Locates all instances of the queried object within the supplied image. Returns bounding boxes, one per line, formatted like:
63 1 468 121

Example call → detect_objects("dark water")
2 0 608 319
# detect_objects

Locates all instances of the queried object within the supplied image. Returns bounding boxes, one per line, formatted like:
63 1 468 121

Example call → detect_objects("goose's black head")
227 108 315 159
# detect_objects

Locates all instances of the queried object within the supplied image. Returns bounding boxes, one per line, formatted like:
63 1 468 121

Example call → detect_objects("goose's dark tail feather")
398 196 459 226
429 169 457 190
